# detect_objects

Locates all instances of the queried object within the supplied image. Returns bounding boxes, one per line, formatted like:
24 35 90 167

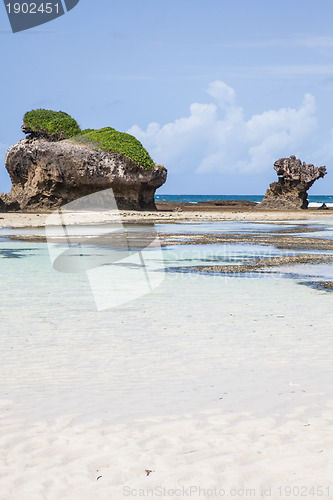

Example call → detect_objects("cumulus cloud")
127 81 318 177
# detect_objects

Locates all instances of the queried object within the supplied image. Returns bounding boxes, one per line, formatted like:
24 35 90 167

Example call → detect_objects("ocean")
155 194 333 207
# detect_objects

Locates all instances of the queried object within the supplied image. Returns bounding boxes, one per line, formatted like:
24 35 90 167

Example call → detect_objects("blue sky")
1 0 333 194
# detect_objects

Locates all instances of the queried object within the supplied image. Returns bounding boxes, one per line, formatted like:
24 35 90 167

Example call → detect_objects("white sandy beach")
0 214 333 499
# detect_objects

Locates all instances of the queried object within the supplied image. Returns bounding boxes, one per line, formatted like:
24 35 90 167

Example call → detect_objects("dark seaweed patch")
0 248 37 259
299 281 333 293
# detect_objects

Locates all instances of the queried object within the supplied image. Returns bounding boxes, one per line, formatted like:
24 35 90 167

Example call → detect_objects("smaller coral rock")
259 155 327 210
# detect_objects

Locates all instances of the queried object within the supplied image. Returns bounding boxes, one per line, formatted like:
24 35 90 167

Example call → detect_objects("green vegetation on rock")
23 109 81 139
73 127 155 170
23 109 155 170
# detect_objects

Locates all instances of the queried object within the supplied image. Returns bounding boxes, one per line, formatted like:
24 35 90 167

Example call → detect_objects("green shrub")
73 127 155 170
23 110 155 170
23 109 81 138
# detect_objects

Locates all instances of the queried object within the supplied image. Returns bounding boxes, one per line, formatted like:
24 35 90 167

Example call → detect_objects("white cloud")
206 80 236 108
128 81 317 177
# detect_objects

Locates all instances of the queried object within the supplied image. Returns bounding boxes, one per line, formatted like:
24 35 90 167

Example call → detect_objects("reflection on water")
158 221 296 235
162 243 289 268
287 230 333 240
158 219 333 240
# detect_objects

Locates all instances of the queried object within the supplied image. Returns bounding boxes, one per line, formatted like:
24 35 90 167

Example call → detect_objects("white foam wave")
309 202 333 208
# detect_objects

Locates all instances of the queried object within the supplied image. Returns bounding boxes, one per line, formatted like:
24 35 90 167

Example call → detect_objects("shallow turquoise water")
0 220 333 426
1 219 333 300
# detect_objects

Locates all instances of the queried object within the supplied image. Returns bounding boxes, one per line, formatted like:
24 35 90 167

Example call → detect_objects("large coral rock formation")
0 116 167 211
259 155 327 209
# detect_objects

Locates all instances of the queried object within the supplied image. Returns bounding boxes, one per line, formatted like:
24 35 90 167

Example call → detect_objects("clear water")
1 220 333 295
289 230 333 240
158 221 298 235
1 219 332 239
0 220 332 424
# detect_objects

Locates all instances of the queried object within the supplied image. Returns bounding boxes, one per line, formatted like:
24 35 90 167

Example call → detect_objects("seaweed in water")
299 281 333 293
0 249 31 259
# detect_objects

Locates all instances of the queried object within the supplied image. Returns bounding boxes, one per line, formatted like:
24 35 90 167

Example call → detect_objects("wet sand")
0 201 333 228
